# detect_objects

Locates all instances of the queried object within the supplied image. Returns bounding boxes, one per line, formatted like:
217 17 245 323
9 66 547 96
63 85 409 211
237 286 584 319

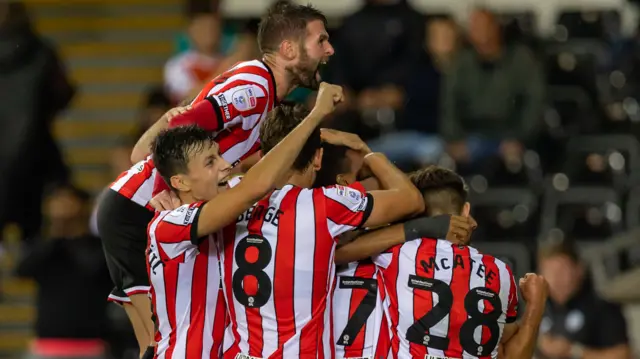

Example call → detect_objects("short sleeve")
595 301 628 347
321 185 373 238
151 201 205 260
372 247 396 270
505 264 519 323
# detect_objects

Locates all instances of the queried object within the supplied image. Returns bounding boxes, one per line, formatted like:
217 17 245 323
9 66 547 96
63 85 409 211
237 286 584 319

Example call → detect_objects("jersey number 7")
407 275 503 356
336 276 378 346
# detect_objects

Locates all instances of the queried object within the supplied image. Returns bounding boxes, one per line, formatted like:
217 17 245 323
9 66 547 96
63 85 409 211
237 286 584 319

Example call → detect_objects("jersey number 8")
232 235 273 308
407 275 502 356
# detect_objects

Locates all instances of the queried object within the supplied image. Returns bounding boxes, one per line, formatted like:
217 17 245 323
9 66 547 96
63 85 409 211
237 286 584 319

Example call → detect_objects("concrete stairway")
0 0 182 357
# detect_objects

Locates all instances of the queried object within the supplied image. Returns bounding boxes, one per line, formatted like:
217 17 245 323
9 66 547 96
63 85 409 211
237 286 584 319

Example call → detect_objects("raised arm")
335 215 474 264
501 273 548 359
320 129 424 228
131 106 192 163
195 83 343 237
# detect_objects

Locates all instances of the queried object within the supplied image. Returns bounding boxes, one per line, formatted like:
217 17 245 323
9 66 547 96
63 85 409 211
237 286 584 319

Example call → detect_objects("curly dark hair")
257 0 327 54
259 102 321 172
409 166 468 216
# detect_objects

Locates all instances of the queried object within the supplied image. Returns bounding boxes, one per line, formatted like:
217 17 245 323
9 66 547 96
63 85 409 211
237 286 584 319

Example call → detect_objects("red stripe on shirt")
480 255 501 359
245 197 270 357
444 245 471 357
272 188 301 357
411 239 438 358
186 239 209 357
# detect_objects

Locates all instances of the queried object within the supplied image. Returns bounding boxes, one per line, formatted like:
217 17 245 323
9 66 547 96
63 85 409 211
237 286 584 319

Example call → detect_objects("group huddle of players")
95 2 550 359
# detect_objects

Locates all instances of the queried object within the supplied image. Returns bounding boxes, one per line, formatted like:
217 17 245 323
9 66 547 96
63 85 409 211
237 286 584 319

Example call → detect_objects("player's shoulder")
156 201 205 228
467 245 514 273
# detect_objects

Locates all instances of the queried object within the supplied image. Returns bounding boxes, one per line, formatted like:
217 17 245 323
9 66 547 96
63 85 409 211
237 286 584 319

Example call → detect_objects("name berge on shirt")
237 204 283 227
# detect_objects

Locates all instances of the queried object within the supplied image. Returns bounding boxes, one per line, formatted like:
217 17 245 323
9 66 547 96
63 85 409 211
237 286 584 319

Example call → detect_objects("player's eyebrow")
319 33 329 41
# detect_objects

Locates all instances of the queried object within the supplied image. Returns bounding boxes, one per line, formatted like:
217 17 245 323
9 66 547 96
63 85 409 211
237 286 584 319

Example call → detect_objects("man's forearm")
582 344 630 359
131 114 169 163
364 153 414 192
364 153 424 213
504 306 544 359
335 224 403 264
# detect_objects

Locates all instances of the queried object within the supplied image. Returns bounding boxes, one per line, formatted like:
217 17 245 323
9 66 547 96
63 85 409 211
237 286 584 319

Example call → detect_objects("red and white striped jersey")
373 239 518 359
220 184 374 359
151 59 279 196
147 201 226 359
192 59 278 163
333 260 391 359
109 155 157 210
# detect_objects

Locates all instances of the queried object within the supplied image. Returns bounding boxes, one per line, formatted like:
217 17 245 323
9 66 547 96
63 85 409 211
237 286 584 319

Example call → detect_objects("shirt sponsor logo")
218 94 231 119
183 206 195 224
231 88 257 111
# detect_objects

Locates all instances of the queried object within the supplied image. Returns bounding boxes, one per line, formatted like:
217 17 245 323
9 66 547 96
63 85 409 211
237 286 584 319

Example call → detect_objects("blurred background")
1 0 640 358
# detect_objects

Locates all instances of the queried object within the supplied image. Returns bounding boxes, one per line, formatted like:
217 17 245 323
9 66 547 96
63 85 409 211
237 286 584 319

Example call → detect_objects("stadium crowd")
0 0 638 358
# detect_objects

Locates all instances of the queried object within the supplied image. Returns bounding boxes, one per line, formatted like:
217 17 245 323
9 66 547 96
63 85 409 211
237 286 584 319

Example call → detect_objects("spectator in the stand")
16 185 112 359
164 4 224 103
536 241 631 359
367 16 461 168
0 2 73 249
327 0 423 137
441 8 544 170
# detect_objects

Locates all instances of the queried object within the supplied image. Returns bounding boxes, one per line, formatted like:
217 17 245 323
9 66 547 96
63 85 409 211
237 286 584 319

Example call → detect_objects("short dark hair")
538 240 581 264
257 0 327 54
259 102 321 172
410 166 468 216
152 125 216 190
313 144 351 188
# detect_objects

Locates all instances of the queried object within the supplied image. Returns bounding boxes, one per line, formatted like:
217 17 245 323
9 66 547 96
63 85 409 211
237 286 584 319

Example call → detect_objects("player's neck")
178 191 198 206
262 55 297 101
286 170 314 189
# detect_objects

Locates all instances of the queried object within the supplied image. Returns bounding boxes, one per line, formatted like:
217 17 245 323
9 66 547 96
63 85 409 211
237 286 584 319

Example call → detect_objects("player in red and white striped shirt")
366 166 548 359
219 103 425 358
135 0 336 197
147 84 345 359
313 142 477 359
97 106 192 357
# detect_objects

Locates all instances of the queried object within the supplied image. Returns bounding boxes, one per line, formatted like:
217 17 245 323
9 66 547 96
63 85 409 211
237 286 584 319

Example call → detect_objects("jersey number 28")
407 275 503 356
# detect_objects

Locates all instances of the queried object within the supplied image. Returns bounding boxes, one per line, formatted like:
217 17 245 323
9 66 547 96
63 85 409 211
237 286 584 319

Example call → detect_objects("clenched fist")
311 82 344 118
519 273 549 306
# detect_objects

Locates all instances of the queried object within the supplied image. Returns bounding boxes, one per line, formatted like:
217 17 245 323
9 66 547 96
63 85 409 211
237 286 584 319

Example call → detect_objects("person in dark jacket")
0 2 74 247
16 184 112 359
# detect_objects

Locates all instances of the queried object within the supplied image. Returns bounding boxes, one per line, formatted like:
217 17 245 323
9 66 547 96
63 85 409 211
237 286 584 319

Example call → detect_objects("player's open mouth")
316 60 327 82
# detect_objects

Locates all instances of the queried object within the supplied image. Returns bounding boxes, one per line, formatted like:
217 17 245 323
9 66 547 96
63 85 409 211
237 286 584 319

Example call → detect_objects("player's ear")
462 202 471 217
170 174 190 192
279 39 297 61
312 147 323 171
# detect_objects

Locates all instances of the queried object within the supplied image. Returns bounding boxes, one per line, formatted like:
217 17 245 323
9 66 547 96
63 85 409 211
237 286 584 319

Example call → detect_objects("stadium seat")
546 86 599 136
539 184 625 242
555 10 620 41
561 135 640 188
468 187 540 242
545 41 604 96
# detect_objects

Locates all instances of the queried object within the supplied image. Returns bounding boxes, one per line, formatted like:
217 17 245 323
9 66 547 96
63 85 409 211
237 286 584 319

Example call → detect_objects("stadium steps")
0 225 35 358
25 0 183 195
0 1 181 356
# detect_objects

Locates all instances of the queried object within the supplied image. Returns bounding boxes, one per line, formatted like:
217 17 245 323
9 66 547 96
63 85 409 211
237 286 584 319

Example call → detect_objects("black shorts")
97 189 154 304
